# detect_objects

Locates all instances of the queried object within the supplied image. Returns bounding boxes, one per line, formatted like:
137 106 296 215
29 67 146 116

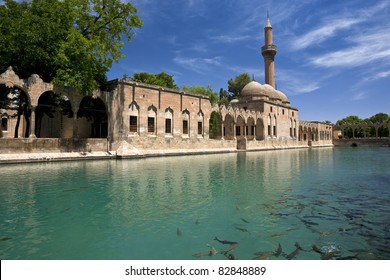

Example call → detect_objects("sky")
108 0 390 123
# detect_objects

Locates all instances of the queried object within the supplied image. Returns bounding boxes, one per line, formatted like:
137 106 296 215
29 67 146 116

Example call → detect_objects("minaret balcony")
261 44 277 55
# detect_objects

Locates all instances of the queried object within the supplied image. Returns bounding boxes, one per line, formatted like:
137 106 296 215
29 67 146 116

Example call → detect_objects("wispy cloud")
173 56 223 73
292 18 360 51
352 91 369 101
276 69 321 95
291 1 390 51
310 27 390 68
210 34 252 44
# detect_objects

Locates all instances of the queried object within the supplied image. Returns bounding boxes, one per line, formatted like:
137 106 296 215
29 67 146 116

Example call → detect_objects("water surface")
1 147 389 260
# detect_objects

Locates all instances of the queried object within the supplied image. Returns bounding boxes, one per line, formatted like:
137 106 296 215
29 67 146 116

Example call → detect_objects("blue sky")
108 0 390 123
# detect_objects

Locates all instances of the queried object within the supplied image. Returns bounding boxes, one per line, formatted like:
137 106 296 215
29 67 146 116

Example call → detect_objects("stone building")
0 16 333 156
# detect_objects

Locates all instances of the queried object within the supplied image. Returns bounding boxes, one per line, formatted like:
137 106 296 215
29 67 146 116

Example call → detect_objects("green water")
1 147 389 260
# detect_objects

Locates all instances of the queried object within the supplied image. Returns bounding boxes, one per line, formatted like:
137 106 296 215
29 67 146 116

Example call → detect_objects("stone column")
221 118 224 140
29 105 37 138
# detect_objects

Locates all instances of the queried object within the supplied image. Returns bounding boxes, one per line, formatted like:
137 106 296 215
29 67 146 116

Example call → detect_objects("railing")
261 45 277 53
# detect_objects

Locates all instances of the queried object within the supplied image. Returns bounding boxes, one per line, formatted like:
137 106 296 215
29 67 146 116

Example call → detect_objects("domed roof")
241 81 264 96
241 81 289 102
275 90 288 102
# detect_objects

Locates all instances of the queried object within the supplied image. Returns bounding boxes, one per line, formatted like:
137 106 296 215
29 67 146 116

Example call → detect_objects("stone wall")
333 138 389 147
0 138 108 154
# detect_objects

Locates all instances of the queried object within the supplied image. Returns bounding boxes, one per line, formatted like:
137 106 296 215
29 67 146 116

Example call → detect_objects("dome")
262 84 281 100
241 81 264 97
275 90 288 102
241 81 289 103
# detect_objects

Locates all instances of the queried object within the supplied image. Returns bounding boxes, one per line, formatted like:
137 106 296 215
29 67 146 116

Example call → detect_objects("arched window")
182 110 190 136
197 111 204 137
147 105 157 135
165 108 173 135
129 101 139 133
268 115 272 136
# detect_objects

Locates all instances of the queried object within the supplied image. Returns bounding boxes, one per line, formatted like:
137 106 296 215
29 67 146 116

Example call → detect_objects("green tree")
0 0 142 95
365 113 389 123
218 88 229 105
335 115 362 125
181 85 218 105
365 113 389 137
227 73 251 99
132 72 179 89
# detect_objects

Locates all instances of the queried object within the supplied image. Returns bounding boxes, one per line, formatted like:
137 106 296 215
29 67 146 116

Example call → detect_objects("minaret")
261 13 277 88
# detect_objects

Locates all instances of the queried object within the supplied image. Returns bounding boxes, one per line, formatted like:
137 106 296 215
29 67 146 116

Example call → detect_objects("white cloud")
374 70 390 80
173 56 223 73
211 34 252 44
352 92 368 101
292 18 360 51
310 28 390 68
291 1 390 51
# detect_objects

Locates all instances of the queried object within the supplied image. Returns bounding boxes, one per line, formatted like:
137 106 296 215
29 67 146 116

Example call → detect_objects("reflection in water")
0 147 389 260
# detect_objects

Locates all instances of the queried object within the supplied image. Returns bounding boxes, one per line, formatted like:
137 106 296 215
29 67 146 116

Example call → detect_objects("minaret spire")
261 13 277 88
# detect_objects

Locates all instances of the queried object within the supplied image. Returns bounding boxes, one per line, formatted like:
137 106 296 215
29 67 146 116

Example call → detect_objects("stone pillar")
29 105 37 138
221 118 224 140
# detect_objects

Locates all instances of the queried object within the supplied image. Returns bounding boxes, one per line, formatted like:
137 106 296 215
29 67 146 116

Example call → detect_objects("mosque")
0 16 333 157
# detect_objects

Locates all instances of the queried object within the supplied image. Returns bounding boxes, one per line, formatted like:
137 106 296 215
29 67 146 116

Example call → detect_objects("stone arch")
0 84 31 138
256 117 265 140
77 96 108 138
223 113 234 140
209 111 222 139
236 115 245 139
378 124 389 137
35 91 73 138
247 116 255 140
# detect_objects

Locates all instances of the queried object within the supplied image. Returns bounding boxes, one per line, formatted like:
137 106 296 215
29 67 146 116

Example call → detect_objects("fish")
176 228 182 237
312 244 322 254
220 243 239 255
214 237 238 245
270 232 287 237
0 237 12 241
234 226 249 233
240 217 250 223
275 243 283 257
195 219 200 224
286 243 302 260
192 244 218 258
286 247 301 260
296 216 319 226
253 251 274 260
